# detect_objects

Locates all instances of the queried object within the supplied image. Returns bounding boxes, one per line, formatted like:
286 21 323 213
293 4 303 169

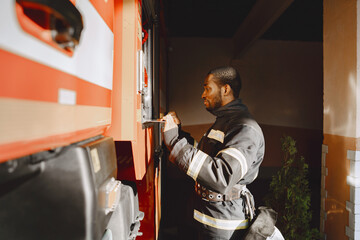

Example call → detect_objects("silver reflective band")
193 210 249 230
207 129 225 143
217 148 248 178
187 150 208 180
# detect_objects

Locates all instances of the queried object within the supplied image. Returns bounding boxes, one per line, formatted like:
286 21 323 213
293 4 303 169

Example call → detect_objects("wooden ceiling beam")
233 0 294 58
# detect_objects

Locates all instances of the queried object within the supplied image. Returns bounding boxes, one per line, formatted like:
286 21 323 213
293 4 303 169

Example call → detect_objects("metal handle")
16 0 83 51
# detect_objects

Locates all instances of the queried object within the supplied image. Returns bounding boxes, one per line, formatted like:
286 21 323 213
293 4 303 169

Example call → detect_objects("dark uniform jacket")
168 99 265 239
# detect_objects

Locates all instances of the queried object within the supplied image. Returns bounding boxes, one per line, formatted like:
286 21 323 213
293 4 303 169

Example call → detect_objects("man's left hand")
162 114 179 149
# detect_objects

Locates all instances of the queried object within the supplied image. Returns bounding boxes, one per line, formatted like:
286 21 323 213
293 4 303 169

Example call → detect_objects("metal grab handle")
16 0 83 50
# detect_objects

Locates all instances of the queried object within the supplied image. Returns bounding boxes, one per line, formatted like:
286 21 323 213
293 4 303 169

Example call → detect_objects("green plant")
265 136 320 240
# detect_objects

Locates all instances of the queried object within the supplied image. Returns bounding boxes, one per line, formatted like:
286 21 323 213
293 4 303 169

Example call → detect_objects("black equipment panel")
0 136 142 240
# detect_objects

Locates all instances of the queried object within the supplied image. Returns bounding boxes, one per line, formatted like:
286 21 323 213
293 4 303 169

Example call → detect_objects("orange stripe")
0 125 107 163
90 0 114 31
0 48 111 107
106 0 123 139
136 0 142 49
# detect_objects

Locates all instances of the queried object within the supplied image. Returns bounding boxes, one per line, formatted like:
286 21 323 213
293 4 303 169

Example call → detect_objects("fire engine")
0 0 166 239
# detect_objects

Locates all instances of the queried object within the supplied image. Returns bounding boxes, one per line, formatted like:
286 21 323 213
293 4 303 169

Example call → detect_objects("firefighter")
162 66 265 239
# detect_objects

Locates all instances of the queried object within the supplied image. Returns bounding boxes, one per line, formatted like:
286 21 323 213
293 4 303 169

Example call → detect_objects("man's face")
201 74 222 112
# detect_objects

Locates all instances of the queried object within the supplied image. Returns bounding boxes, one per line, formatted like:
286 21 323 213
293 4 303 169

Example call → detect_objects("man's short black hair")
208 66 242 98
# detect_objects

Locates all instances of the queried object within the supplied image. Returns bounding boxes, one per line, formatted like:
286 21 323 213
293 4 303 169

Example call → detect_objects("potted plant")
265 136 320 240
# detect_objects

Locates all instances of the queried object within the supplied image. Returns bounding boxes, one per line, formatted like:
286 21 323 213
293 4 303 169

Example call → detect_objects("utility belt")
195 182 245 202
195 182 256 220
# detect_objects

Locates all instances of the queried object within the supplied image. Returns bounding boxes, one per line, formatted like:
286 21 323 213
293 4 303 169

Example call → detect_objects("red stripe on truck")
0 48 111 107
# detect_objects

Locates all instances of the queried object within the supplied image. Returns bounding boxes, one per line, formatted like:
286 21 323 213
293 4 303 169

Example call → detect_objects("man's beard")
205 93 222 112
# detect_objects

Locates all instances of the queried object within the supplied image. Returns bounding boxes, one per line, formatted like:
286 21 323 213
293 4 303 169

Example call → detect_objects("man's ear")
222 84 231 96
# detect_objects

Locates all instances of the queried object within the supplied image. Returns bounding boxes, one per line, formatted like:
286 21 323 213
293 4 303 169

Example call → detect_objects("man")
162 66 265 239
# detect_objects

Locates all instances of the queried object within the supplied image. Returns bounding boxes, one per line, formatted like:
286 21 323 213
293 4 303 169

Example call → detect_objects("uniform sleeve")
169 125 264 194
178 127 195 147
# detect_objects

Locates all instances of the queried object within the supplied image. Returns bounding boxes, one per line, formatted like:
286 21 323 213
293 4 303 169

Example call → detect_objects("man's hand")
168 111 181 125
162 113 179 149
163 113 178 132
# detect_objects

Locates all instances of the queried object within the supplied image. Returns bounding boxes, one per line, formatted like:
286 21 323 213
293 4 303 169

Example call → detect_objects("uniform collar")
211 98 249 117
